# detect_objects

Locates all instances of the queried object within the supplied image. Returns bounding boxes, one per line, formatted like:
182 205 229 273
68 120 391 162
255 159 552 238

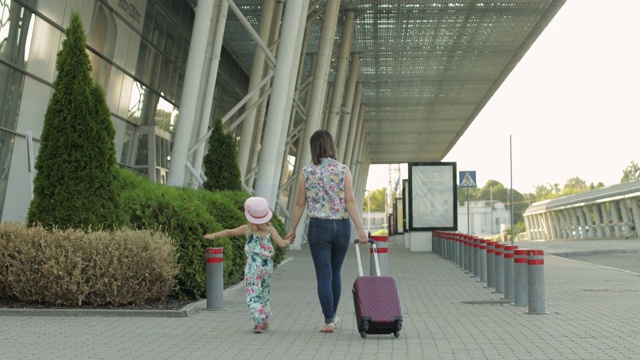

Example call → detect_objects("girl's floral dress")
244 227 275 325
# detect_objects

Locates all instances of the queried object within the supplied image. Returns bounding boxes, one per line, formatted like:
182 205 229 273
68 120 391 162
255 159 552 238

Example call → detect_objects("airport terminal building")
0 0 566 250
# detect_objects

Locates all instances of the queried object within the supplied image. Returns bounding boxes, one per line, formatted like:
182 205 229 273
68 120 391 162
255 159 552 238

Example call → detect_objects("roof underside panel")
221 0 566 164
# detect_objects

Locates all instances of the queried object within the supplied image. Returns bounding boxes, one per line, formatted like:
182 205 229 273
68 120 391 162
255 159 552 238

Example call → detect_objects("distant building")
362 211 387 233
524 180 640 241
457 200 510 236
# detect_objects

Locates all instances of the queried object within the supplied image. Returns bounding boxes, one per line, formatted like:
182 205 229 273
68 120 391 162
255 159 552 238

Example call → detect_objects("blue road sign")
459 171 477 188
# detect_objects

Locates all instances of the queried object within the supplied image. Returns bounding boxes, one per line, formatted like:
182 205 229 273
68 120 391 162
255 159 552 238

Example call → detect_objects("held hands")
285 231 296 244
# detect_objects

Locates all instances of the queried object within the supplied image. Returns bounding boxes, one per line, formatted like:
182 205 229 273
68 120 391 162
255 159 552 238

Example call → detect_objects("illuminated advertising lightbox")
408 162 458 231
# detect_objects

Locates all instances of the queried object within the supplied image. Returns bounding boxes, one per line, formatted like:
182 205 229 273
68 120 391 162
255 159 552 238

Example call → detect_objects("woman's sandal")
319 322 336 333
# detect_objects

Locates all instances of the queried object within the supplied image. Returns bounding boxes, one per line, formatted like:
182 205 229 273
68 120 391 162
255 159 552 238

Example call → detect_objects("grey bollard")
503 245 518 301
527 250 546 314
473 237 481 278
456 234 463 268
486 241 496 288
450 234 455 263
494 243 505 294
370 235 389 276
206 247 224 310
461 235 467 271
514 249 528 306
465 235 473 273
479 239 488 283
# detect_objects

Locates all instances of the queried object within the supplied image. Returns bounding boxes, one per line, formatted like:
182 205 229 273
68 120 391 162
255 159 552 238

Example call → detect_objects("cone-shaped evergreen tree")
202 117 242 192
27 11 118 230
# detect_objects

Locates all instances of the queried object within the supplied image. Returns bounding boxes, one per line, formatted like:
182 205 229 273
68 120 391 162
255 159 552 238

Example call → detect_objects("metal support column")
237 0 277 185
167 0 216 186
296 0 342 170
326 10 355 136
337 53 360 159
254 0 309 206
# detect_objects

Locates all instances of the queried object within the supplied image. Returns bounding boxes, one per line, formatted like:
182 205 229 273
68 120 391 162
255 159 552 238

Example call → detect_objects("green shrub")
116 171 287 299
203 117 242 192
0 222 177 307
27 11 119 231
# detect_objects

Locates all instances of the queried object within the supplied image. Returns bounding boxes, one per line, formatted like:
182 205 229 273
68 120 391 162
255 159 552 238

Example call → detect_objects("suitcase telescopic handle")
354 238 381 277
353 239 376 245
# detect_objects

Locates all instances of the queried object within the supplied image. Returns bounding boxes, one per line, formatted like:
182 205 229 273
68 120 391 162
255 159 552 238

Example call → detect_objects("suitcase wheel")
394 320 402 338
360 320 369 338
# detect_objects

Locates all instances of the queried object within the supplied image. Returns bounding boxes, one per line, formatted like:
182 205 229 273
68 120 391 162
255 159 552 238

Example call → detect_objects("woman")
285 130 368 333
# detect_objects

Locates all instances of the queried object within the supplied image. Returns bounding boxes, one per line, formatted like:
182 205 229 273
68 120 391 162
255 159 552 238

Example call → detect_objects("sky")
366 0 640 194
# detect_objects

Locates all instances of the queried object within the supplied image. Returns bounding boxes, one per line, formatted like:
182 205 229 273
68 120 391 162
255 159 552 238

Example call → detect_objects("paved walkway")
2 237 640 359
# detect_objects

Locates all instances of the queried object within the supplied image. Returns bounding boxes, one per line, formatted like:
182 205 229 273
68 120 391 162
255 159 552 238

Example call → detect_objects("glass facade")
0 0 250 221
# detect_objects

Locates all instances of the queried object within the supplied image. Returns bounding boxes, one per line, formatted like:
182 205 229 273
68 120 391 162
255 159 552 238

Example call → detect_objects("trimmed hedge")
0 222 177 307
116 169 287 300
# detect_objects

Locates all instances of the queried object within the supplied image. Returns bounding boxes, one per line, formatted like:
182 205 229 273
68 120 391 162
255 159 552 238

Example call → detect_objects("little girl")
204 196 289 333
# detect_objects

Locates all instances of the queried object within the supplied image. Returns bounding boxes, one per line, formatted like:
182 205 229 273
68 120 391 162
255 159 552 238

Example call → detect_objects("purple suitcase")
352 239 403 338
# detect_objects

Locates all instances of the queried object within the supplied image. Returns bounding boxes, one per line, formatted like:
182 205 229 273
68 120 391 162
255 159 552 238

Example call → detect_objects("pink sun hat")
244 197 273 224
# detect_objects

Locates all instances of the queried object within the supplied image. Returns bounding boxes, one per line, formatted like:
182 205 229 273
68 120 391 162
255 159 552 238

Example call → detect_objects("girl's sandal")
319 322 335 333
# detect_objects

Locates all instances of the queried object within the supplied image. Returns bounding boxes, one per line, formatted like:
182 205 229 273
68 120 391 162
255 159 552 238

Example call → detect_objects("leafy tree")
203 117 242 192
27 11 119 230
621 160 640 183
364 188 386 212
564 177 587 192
477 180 508 204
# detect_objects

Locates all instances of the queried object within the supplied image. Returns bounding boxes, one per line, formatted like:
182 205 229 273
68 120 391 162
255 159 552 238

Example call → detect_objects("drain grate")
582 288 637 292
460 300 513 305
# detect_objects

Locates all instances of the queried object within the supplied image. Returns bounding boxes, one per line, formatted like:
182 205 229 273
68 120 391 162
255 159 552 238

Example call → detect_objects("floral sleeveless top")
302 157 348 219
245 226 275 258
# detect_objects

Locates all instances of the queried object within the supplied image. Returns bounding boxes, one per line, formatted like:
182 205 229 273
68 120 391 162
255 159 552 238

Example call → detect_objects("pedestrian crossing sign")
459 171 477 188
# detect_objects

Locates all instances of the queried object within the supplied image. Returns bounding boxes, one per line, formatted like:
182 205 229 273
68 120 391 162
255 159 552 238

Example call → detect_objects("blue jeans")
307 217 351 324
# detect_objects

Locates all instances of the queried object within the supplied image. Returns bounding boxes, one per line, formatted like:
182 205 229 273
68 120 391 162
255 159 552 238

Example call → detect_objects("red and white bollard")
503 245 518 301
370 235 389 276
527 249 546 314
206 247 224 310
514 249 528 307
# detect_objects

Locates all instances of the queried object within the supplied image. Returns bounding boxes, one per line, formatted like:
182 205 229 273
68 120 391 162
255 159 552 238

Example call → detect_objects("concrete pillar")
611 201 622 237
296 0 342 171
337 53 360 159
582 206 594 238
168 0 216 186
630 196 640 237
620 200 632 236
601 203 612 238
591 205 604 239
254 0 308 206
551 212 562 240
570 209 579 239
